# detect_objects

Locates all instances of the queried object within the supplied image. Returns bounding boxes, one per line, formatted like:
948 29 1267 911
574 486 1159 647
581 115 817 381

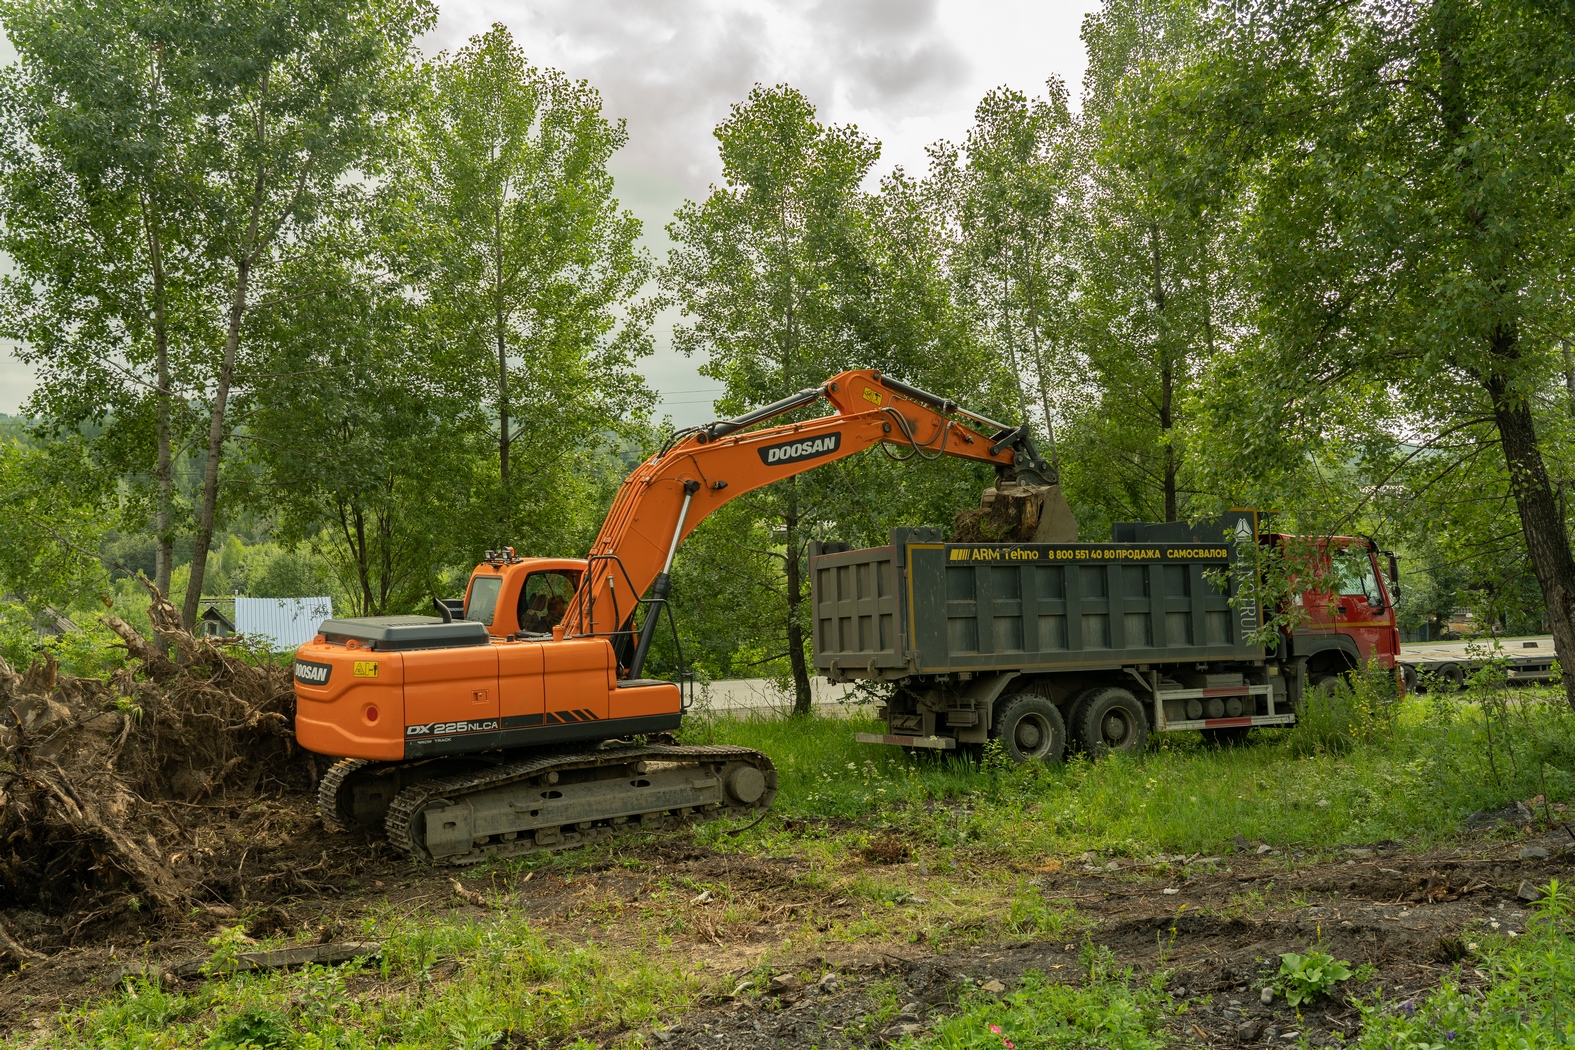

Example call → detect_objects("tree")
665 85 1010 712
1190 0 1575 702
0 0 436 630
241 209 491 616
175 0 435 630
664 85 886 713
928 82 1079 478
1062 0 1237 528
402 24 655 552
0 0 214 601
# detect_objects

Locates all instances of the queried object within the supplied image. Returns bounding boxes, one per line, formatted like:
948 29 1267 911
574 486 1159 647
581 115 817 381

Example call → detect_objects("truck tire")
1064 687 1101 753
1075 687 1150 757
992 694 1066 764
1437 663 1466 691
1401 664 1418 694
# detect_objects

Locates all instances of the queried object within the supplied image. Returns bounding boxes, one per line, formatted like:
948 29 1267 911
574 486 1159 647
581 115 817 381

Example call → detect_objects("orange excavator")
294 369 1052 863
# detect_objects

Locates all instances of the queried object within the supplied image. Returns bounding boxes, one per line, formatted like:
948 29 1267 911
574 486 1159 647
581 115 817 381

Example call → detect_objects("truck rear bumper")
1161 713 1296 731
854 732 957 750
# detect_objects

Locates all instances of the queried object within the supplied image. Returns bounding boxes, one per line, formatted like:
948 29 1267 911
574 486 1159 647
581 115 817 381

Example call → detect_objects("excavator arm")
560 368 1052 673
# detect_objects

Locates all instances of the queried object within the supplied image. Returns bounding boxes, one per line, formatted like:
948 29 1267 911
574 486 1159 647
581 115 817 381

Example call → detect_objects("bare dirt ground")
3 792 1568 1047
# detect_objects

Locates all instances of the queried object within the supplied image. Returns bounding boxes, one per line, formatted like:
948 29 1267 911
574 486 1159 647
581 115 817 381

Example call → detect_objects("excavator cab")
459 554 588 638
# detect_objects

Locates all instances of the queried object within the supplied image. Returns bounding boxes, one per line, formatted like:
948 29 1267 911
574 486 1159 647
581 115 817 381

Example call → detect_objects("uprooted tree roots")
0 586 307 948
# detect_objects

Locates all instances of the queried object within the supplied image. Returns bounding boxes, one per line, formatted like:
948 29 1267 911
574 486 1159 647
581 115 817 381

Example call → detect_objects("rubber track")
384 744 777 865
317 758 370 833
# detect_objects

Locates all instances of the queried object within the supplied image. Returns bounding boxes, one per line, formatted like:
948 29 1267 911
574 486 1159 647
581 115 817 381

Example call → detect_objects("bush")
1276 949 1353 1006
1289 661 1397 756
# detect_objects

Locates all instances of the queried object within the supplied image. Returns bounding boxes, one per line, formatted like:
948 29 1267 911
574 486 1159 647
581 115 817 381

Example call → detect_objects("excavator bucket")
952 481 1079 544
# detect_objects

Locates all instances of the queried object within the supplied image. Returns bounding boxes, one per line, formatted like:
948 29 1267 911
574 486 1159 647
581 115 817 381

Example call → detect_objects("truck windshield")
1332 549 1381 605
465 576 504 625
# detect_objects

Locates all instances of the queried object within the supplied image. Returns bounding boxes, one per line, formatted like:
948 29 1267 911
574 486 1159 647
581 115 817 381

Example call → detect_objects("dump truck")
294 368 1069 863
813 514 1401 761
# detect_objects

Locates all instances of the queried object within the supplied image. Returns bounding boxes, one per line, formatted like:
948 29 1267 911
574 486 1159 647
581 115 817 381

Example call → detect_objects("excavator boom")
563 368 1050 647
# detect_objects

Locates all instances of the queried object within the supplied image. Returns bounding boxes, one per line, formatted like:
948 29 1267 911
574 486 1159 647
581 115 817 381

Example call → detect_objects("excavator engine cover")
320 615 490 651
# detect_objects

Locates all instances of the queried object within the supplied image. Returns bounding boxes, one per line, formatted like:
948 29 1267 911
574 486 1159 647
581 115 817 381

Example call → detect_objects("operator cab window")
518 571 580 634
465 575 504 625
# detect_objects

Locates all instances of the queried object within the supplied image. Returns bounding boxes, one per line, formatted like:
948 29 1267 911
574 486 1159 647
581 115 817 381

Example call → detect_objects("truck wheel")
1075 687 1150 757
1064 687 1101 753
1310 673 1344 697
992 694 1066 764
1401 664 1419 694
1438 664 1466 691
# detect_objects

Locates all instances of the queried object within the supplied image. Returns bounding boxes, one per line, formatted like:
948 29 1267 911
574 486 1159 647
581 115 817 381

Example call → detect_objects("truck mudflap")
853 732 957 750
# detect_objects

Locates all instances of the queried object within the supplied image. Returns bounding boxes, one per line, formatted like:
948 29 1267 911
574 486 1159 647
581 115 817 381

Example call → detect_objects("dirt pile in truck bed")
0 586 309 956
952 481 1079 543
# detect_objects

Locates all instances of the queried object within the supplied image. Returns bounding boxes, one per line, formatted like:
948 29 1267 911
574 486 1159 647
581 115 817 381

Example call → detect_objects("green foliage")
1358 883 1575 1049
905 963 1169 1050
1276 949 1354 1007
400 23 655 554
0 437 112 608
204 1008 295 1050
1289 662 1399 757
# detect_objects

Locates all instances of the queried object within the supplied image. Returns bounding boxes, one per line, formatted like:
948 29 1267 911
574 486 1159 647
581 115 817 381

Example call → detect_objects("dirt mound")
0 584 308 955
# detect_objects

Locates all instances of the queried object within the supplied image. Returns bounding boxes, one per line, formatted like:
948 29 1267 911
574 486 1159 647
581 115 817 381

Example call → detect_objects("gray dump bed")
811 521 1262 680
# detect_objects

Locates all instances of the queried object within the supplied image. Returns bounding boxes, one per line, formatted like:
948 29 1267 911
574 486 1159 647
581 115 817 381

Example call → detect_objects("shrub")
1276 949 1354 1007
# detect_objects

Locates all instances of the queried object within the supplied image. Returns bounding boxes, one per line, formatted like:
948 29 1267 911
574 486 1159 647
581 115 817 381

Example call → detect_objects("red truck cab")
1278 533 1401 682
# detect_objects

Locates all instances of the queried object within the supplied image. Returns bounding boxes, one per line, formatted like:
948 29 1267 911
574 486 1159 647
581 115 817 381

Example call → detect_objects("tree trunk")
148 219 174 604
782 480 812 716
1149 221 1177 521
181 256 249 631
1562 341 1575 417
497 307 509 507
1024 276 1063 481
1483 332 1575 710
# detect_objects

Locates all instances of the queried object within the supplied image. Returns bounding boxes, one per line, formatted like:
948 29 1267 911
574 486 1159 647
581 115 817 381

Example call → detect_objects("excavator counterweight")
293 369 1060 862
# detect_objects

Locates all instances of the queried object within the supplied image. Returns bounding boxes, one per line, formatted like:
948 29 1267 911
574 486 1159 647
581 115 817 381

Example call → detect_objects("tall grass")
682 683 1575 859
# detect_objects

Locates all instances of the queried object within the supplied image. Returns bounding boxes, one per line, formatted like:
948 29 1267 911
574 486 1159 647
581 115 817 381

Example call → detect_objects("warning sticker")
862 387 882 405
353 661 379 678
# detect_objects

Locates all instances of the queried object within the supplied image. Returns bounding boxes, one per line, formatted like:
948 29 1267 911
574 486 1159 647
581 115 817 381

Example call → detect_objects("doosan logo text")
759 432 841 465
293 660 331 686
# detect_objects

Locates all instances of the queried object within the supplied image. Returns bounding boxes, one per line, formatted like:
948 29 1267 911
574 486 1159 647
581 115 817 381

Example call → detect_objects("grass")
903 945 1174 1050
1356 882 1575 1048
10 686 1575 1048
36 912 723 1049
683 685 1575 862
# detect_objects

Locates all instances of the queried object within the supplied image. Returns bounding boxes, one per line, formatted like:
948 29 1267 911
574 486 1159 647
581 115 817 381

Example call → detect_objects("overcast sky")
0 0 1100 423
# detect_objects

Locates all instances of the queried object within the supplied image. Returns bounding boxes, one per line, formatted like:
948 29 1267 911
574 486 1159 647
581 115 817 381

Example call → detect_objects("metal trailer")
1398 637 1558 692
810 514 1316 757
